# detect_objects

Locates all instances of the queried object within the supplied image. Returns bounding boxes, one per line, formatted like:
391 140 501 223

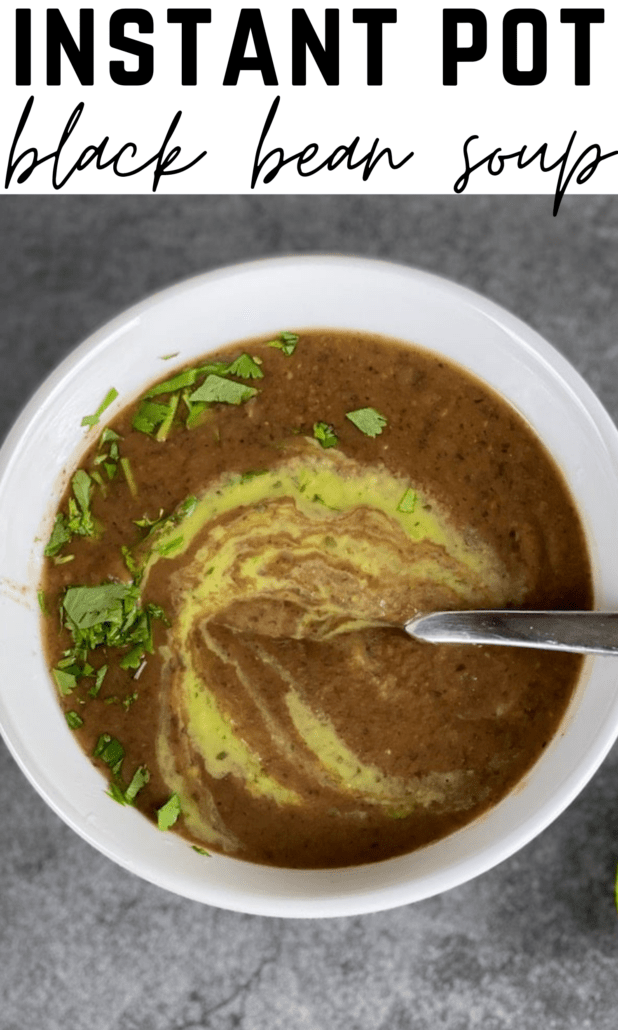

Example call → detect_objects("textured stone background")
1 195 617 1029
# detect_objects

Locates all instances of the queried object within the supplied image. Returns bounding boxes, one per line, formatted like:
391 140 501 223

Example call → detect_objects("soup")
40 330 592 868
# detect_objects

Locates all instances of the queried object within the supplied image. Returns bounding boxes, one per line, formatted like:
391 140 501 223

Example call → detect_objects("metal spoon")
405 610 618 655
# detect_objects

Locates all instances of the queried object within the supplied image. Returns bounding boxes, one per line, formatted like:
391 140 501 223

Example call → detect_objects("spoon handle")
405 610 618 655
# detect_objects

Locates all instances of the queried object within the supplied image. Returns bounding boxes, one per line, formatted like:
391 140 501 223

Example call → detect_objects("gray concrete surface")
1 195 618 1029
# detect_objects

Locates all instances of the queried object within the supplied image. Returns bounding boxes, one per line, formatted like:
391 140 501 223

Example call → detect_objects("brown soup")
41 330 592 868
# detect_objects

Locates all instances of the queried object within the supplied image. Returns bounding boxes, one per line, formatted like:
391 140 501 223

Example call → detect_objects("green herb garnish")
53 668 78 695
65 711 84 729
93 733 125 775
226 353 264 379
44 469 96 557
81 388 119 428
156 535 184 558
192 846 211 856
61 582 167 671
397 488 417 514
267 331 299 356
345 407 388 437
313 422 338 449
145 369 201 398
157 793 181 831
189 375 258 406
132 400 169 435
88 664 108 698
106 765 150 806
155 392 179 443
120 457 138 497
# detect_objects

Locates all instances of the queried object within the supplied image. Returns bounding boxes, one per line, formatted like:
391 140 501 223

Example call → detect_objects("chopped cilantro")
267 331 299 356
123 765 150 803
346 407 388 437
120 457 138 497
63 583 135 631
182 390 208 430
132 495 197 552
195 360 232 377
313 422 338 449
145 369 201 397
90 470 106 494
397 488 417 514
44 469 96 557
132 400 169 435
157 793 181 831
99 427 121 447
121 545 140 578
65 711 84 729
44 514 72 557
88 664 108 698
156 535 184 558
226 353 264 379
81 388 119 428
240 470 268 483
61 582 167 671
53 668 78 695
192 846 211 856
93 733 125 774
189 375 258 406
71 469 92 518
37 590 49 615
106 782 128 805
155 392 179 443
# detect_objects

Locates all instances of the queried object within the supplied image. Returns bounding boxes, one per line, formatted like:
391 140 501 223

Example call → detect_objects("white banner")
0 0 615 205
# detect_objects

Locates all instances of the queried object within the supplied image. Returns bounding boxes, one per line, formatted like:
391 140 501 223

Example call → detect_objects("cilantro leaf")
65 711 84 729
155 392 179 442
194 361 232 377
226 353 264 379
53 668 79 695
397 488 417 514
44 514 71 557
145 369 201 397
61 582 167 672
71 469 92 516
93 734 125 774
156 535 184 558
44 469 96 557
120 457 138 497
88 664 108 698
189 375 258 406
157 793 181 831
63 583 135 631
81 388 118 428
99 427 121 447
345 407 388 437
123 765 150 804
313 422 338 449
267 331 299 356
132 400 169 435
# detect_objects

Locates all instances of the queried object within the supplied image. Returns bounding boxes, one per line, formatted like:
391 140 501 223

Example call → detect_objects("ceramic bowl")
2 256 618 918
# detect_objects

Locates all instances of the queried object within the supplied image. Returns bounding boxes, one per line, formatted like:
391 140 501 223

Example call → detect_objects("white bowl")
2 256 618 919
